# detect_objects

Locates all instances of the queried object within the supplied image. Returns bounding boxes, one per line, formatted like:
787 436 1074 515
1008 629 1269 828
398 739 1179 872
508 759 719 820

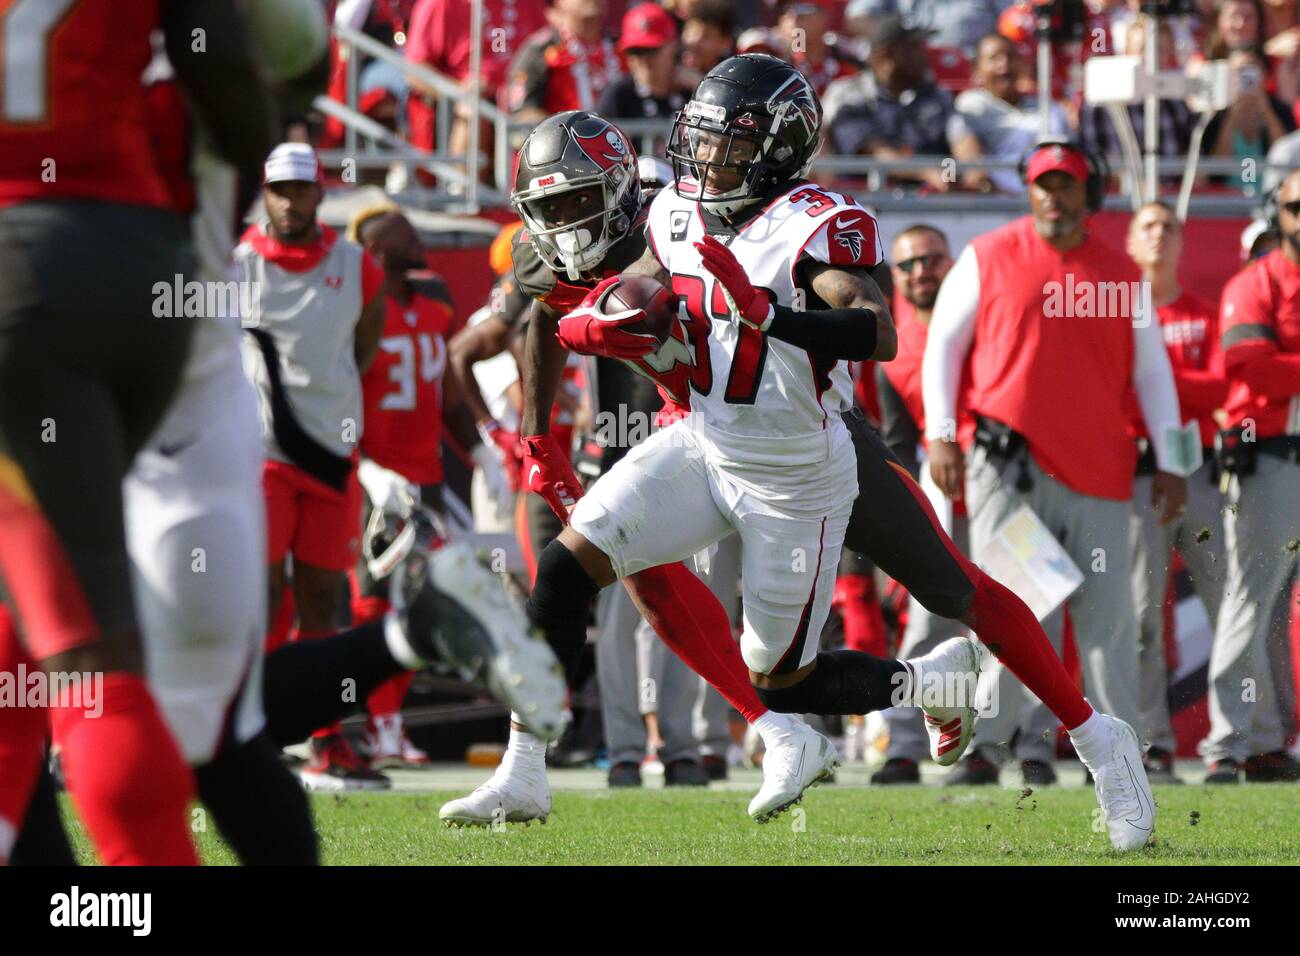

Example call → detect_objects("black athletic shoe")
664 758 710 787
1205 759 1242 784
700 754 728 781
870 757 921 785
1020 759 1057 786
299 736 391 791
944 750 999 786
607 762 643 788
1243 751 1300 782
1143 746 1181 783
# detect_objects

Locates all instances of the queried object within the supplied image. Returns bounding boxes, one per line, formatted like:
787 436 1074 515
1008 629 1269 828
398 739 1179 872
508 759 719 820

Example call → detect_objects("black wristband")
767 303 878 361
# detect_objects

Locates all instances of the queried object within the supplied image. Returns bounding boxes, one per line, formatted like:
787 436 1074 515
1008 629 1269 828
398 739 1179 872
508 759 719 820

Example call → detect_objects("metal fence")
318 24 1283 220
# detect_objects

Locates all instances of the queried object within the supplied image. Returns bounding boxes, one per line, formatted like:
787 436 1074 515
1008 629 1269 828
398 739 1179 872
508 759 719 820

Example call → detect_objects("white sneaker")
438 758 552 827
748 721 839 823
1077 714 1155 851
370 714 430 769
906 637 980 767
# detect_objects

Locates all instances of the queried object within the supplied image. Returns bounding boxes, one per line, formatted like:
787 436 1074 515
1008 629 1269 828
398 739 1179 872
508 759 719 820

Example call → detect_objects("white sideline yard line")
367 760 1211 793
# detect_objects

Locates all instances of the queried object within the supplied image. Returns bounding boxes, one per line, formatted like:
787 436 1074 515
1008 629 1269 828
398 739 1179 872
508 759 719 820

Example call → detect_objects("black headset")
1017 135 1108 213
1261 183 1281 233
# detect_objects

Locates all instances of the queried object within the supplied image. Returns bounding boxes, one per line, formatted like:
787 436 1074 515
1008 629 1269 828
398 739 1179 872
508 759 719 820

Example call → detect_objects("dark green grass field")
63 781 1300 866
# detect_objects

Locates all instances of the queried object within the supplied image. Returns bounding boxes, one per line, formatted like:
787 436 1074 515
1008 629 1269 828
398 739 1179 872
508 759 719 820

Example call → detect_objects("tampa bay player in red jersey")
349 204 492 772
0 0 277 866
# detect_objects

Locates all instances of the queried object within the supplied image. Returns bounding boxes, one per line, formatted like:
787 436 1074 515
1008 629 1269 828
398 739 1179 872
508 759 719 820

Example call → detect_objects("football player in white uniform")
441 59 986 829
459 56 1157 852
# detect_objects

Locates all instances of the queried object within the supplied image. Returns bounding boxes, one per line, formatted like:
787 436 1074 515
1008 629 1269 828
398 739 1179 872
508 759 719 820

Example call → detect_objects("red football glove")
694 234 773 330
556 275 661 359
520 433 584 523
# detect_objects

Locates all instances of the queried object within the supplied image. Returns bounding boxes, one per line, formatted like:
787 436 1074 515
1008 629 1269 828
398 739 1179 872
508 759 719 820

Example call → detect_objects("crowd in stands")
318 0 1300 196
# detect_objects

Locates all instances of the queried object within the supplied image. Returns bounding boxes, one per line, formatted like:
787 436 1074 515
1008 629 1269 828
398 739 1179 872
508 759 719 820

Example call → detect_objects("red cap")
618 3 678 52
1025 143 1089 184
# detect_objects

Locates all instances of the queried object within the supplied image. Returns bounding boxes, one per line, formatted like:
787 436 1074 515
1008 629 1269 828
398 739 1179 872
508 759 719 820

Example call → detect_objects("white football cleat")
748 722 839 823
1078 714 1155 851
905 636 980 767
438 758 552 827
392 534 570 742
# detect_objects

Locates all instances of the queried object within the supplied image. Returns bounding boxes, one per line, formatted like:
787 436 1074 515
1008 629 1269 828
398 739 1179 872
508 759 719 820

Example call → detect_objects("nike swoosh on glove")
694 233 773 330
556 275 661 359
521 433 583 523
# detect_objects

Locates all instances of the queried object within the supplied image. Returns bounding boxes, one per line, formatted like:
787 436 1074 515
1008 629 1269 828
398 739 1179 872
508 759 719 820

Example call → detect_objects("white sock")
752 710 797 746
1067 710 1108 768
502 723 547 770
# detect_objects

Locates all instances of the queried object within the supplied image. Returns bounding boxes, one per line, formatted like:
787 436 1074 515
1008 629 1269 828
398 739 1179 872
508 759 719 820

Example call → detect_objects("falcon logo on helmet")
668 54 824 219
511 111 642 282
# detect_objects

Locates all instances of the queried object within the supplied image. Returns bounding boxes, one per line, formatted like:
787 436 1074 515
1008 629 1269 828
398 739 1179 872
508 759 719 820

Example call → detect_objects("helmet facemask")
668 101 773 218
513 175 631 282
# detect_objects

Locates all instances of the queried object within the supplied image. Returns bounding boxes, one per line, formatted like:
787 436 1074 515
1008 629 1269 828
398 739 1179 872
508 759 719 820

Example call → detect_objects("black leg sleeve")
526 540 600 687
262 619 402 747
755 650 906 716
195 731 318 865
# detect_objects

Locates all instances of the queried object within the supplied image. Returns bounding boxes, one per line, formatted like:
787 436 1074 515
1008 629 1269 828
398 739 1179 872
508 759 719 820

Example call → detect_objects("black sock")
756 650 906 715
262 620 402 747
11 753 76 866
195 731 318 865
526 541 600 686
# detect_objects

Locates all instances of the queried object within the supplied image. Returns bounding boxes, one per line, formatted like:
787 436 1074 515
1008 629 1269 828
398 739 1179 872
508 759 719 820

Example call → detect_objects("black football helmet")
511 111 642 281
668 54 822 217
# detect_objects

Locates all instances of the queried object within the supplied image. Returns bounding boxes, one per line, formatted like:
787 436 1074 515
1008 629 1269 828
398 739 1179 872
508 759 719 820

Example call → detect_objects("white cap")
263 142 322 184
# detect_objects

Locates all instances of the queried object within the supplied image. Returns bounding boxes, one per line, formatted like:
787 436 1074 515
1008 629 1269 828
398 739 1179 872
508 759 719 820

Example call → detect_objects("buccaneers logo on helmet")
571 126 630 173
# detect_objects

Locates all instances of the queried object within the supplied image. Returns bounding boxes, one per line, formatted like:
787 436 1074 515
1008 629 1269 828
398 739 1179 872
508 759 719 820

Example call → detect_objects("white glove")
471 443 514 516
358 458 418 516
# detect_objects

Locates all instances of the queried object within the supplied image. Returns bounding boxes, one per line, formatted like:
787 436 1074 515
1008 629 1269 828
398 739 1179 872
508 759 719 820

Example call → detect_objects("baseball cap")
867 15 933 50
618 3 677 52
264 142 324 184
1024 142 1089 184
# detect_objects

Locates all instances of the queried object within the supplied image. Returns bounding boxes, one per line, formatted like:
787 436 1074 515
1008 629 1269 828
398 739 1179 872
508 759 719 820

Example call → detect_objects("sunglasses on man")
895 252 947 273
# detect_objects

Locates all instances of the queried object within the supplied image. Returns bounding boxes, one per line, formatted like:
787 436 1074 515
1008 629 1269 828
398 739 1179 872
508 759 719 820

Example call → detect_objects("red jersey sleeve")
1220 260 1279 371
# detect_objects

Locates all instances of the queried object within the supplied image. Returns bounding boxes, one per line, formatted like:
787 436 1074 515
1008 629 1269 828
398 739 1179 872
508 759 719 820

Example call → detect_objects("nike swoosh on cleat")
1121 756 1155 831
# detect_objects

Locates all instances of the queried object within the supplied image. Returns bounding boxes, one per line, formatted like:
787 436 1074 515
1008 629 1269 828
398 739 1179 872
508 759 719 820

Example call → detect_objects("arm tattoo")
807 263 889 312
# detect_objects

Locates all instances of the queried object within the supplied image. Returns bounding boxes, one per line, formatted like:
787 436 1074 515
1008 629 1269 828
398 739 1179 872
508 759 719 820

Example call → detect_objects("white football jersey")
645 178 884 466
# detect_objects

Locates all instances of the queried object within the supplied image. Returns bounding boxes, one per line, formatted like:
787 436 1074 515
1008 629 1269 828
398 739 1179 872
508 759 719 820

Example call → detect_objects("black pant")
0 201 195 648
842 409 978 623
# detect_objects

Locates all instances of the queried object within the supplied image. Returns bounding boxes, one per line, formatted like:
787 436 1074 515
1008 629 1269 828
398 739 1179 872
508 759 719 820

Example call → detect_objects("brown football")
597 273 677 345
